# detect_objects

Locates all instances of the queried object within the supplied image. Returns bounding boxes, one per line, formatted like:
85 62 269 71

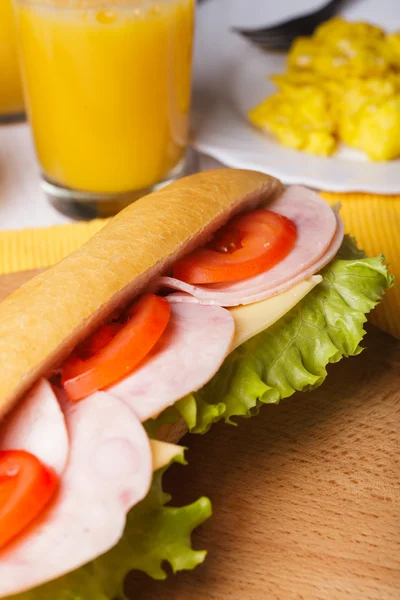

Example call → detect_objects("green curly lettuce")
144 405 181 439
177 242 393 434
10 449 211 600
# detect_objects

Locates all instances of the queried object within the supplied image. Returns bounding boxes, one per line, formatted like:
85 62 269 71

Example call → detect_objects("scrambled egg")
248 18 400 160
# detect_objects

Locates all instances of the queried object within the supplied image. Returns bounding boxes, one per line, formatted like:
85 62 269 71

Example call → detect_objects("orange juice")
16 0 194 193
0 0 24 117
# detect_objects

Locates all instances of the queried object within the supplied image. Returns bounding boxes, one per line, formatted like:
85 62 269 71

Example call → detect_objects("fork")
233 0 346 51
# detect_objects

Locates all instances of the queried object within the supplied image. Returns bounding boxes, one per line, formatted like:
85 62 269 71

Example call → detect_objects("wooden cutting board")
1 270 399 600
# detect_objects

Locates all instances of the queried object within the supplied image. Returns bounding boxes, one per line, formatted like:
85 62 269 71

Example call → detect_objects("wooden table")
1 271 399 600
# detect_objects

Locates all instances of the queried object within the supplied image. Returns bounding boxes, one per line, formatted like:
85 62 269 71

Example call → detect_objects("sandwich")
0 169 392 599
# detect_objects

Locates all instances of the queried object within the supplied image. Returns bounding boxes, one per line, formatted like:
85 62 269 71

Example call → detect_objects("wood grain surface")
1 271 399 600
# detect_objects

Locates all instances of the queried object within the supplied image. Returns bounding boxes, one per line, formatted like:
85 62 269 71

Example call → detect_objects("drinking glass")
0 0 24 121
14 0 195 215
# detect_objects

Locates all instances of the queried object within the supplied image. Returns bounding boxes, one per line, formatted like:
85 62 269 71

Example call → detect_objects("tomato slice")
0 450 58 550
173 209 297 284
62 294 171 403
77 323 120 360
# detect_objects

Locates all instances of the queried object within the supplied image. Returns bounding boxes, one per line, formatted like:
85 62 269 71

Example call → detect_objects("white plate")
192 0 400 193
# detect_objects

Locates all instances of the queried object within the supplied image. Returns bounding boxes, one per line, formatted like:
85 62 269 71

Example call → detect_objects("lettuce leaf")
9 448 211 600
144 405 181 439
178 245 393 434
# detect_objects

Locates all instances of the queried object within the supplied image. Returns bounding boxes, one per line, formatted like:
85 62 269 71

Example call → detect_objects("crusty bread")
0 169 282 419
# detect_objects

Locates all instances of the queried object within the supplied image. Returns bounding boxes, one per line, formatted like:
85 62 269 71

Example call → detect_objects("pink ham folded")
108 303 235 421
158 186 343 307
0 391 152 597
0 379 69 476
167 214 344 307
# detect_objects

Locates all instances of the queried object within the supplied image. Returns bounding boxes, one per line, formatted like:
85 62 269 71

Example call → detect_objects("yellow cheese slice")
229 275 322 350
150 439 183 472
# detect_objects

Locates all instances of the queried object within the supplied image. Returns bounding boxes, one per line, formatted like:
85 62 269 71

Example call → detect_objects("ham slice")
0 379 68 476
108 303 234 421
158 186 342 307
167 215 344 307
0 392 152 596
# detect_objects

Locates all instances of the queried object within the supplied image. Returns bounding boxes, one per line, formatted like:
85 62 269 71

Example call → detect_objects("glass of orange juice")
0 0 25 121
14 0 195 213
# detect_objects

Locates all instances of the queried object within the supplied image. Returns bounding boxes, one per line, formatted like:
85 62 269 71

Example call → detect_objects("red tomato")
77 324 120 359
0 450 58 550
173 209 297 284
62 294 171 403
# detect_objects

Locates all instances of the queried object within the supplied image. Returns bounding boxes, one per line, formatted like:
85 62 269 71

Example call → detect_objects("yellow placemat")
320 192 399 340
0 219 110 274
0 193 398 339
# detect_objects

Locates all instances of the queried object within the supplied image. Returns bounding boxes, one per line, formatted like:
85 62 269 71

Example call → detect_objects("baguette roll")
0 169 282 419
